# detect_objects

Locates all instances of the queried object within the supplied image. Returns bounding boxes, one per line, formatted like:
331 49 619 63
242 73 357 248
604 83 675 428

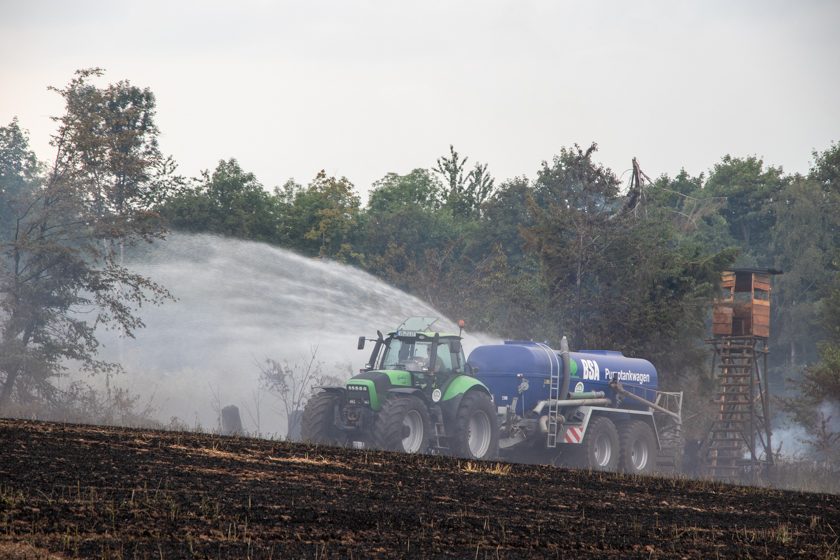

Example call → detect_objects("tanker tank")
467 341 658 413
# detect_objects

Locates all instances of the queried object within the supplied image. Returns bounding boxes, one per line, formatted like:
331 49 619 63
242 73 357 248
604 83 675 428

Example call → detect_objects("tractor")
300 317 499 459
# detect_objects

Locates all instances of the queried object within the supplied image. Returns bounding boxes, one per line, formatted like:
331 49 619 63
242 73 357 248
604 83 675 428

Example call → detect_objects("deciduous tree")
0 69 175 409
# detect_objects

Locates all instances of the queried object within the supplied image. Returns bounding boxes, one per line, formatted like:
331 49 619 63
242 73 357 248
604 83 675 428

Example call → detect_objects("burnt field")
0 419 838 559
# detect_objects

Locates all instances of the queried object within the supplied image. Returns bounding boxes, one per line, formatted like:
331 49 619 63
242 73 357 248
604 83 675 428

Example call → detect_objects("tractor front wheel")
450 391 499 460
373 396 431 454
300 391 346 446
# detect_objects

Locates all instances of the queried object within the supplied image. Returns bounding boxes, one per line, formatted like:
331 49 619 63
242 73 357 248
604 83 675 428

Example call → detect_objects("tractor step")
433 422 449 450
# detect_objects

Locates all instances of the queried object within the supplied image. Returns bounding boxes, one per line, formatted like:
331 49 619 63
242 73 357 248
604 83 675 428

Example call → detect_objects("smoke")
76 233 494 435
772 421 811 458
773 401 840 460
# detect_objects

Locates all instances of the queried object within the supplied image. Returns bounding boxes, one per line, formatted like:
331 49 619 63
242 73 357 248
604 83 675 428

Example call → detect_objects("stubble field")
0 419 838 559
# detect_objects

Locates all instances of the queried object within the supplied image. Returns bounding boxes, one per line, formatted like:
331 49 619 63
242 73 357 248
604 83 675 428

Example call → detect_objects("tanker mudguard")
468 341 658 412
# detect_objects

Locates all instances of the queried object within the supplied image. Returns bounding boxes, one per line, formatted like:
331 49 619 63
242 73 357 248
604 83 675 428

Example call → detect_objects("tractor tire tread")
618 420 657 475
450 390 500 460
577 416 619 471
300 392 345 446
372 396 431 453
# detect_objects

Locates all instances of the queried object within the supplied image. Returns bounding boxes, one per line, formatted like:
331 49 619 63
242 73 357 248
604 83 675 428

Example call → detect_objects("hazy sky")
2 0 838 198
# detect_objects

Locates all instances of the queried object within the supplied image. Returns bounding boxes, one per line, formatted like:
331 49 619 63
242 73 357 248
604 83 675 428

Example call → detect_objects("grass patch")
461 461 513 475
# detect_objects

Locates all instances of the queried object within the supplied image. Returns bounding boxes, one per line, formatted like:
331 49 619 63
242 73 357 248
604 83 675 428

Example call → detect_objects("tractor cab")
357 316 468 397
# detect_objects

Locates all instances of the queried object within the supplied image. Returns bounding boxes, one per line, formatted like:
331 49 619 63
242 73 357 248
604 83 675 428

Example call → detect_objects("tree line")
1 70 839 454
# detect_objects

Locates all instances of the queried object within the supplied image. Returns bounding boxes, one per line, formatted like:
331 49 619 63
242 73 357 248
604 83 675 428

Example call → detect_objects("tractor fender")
439 376 491 426
317 386 347 397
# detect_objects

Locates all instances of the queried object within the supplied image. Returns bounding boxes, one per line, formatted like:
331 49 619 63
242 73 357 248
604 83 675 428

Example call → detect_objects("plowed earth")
0 420 838 559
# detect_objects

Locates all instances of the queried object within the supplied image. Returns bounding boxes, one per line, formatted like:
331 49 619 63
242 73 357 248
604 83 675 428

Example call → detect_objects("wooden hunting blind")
703 267 781 482
712 268 781 339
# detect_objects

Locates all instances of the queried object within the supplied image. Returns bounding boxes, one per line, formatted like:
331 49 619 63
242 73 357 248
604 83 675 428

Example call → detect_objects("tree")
779 278 840 458
811 141 840 189
366 168 443 213
357 169 457 287
778 141 840 457
769 176 839 367
434 145 496 218
0 119 41 241
464 161 496 216
473 176 532 262
0 69 175 410
704 155 787 259
162 158 279 242
523 143 621 347
283 171 360 258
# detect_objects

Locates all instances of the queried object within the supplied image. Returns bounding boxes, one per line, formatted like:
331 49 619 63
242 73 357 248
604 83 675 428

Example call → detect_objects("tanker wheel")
373 396 431 454
576 416 619 471
300 391 346 446
450 391 500 460
618 420 657 475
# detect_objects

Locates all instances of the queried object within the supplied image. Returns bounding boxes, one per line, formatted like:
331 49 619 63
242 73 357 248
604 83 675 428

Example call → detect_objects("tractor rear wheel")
373 396 431 454
575 416 619 471
300 391 346 446
450 391 499 460
618 420 657 475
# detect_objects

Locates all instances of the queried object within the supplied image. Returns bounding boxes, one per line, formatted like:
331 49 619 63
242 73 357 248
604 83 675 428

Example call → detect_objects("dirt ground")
0 419 838 559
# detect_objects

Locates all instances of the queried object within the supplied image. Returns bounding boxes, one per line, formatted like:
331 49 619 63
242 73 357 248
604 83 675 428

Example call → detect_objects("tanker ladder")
540 338 568 449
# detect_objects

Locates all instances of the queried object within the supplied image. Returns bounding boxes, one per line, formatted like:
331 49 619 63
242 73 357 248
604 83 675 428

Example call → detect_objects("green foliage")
704 155 787 259
769 176 839 366
474 177 533 262
0 69 175 410
285 171 360 258
810 140 840 188
163 158 278 242
777 142 840 456
367 168 443 212
0 118 42 241
434 145 496 218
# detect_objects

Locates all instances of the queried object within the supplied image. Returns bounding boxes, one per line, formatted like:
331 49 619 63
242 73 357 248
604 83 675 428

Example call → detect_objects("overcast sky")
2 0 838 198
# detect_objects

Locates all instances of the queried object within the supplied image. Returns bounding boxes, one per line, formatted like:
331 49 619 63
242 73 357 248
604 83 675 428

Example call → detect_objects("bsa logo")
581 359 600 381
574 382 585 393
431 388 442 402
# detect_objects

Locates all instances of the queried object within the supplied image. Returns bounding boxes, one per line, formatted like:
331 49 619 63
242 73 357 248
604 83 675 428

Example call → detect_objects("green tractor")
301 317 499 459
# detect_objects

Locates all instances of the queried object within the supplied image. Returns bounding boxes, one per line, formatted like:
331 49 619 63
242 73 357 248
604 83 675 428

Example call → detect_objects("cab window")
381 338 432 371
434 344 452 373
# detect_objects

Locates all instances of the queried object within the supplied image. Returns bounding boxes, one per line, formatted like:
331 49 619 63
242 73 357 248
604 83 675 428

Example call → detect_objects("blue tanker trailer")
469 338 683 474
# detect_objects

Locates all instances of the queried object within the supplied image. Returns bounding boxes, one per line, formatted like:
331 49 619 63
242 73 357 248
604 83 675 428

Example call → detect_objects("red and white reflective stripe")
564 426 584 444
